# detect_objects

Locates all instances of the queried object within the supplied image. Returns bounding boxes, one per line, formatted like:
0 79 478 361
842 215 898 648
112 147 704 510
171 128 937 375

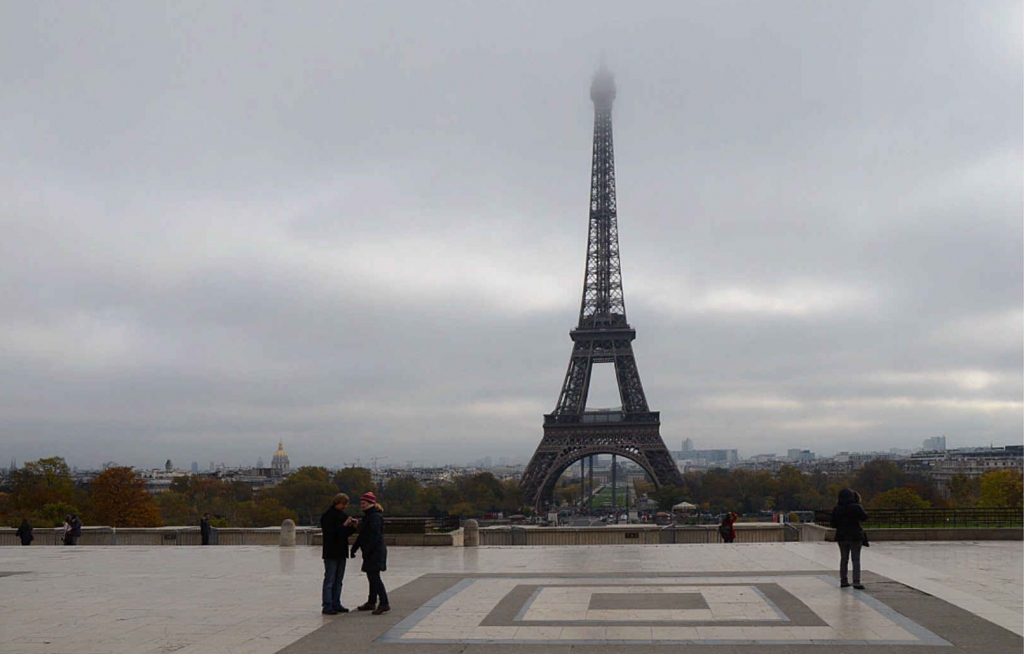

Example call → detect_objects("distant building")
682 438 694 453
271 440 291 476
907 445 1022 494
191 461 199 474
165 459 173 472
787 449 815 462
256 457 264 469
922 436 947 451
675 448 738 466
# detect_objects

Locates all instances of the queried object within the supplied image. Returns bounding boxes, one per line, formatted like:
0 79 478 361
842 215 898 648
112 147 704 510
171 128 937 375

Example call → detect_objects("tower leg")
611 454 617 522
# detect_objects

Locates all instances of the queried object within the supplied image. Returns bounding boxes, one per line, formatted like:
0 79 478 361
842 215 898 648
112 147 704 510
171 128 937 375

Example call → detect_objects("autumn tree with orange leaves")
91 467 162 527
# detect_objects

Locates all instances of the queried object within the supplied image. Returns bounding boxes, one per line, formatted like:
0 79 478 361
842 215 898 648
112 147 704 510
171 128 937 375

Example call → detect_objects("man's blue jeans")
322 558 347 610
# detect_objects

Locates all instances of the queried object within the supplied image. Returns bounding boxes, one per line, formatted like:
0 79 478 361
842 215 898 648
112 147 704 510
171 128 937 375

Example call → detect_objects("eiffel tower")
520 67 683 510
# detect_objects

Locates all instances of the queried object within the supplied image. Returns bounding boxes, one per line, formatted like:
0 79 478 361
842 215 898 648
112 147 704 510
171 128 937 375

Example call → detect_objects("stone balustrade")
2 522 1018 547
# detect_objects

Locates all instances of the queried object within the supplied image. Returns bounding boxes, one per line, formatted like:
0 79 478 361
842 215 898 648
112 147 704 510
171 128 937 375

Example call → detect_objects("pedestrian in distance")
16 518 33 546
68 514 82 545
321 493 359 615
352 491 389 615
200 514 212 546
718 511 738 543
830 488 869 589
61 515 73 546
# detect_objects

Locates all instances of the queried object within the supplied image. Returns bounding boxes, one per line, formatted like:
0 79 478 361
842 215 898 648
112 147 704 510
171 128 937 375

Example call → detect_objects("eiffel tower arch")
520 67 683 511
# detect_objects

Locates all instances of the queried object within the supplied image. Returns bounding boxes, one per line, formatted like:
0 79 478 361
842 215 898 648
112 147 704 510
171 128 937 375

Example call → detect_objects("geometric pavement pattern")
380 572 951 646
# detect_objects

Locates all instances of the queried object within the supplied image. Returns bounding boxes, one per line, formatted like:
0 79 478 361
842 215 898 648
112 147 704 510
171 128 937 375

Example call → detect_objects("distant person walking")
62 515 73 546
352 492 389 615
16 519 33 546
830 488 868 589
71 514 82 544
320 493 358 615
200 514 212 546
718 511 738 543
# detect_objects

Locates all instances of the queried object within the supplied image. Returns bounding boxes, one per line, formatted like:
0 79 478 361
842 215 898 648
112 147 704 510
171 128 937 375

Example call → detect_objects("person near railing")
16 518 33 546
718 512 738 543
200 514 212 546
830 488 868 590
320 493 358 615
352 492 390 615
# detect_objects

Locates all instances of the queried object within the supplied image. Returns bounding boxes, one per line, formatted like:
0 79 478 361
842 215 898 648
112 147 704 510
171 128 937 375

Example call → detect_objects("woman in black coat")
16 519 33 546
830 488 868 589
351 491 389 614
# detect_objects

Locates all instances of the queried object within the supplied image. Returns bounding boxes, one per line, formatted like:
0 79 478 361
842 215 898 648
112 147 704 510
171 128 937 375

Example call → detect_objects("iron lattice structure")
520 67 683 510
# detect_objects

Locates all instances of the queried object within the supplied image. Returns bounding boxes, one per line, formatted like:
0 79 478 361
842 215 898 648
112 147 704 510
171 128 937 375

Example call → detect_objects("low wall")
0 527 319 547
794 523 1022 542
5 524 1018 547
479 524 787 546
865 528 1022 542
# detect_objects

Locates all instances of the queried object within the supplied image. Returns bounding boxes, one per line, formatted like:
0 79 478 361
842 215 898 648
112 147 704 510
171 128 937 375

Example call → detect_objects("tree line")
0 458 522 528
642 460 1023 514
1 457 1020 529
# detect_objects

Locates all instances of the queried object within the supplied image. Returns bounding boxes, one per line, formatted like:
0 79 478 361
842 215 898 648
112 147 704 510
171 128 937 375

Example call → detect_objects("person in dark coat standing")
718 511 738 543
16 519 33 546
830 488 869 589
320 493 358 615
200 514 212 546
351 491 389 615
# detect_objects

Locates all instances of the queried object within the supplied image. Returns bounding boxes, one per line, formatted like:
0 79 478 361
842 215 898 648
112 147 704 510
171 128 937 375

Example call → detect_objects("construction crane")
370 456 388 471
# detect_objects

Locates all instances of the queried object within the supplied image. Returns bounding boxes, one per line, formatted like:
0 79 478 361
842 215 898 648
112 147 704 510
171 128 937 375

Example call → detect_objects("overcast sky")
1 1 1021 471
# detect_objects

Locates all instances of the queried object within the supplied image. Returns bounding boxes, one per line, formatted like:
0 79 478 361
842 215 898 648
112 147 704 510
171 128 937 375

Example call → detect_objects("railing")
383 516 460 534
813 507 1023 528
479 524 786 546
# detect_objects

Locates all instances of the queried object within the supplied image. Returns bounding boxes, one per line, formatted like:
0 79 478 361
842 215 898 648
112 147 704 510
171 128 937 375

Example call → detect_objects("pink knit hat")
360 492 377 504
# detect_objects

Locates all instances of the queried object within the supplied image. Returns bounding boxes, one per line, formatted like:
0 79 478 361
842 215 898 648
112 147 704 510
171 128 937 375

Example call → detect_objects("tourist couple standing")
320 491 389 616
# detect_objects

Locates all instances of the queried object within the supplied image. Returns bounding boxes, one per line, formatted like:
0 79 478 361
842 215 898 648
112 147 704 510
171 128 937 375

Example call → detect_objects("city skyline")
5 433 1006 473
1 2 1021 469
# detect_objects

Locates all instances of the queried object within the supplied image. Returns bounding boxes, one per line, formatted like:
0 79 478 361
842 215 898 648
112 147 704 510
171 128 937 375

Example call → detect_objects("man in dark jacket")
830 488 868 589
16 519 33 546
352 491 389 615
321 493 358 615
200 514 212 546
67 515 82 546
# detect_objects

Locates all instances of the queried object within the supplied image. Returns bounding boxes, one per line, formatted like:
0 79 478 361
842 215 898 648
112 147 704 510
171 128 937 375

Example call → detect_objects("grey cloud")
1 1 1020 468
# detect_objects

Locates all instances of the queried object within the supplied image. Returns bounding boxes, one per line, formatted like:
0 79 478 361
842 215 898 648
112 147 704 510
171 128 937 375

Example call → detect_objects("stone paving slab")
0 542 1020 653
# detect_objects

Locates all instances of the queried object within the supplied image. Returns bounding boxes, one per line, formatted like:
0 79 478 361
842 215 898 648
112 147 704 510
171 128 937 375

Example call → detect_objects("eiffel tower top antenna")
580 64 625 331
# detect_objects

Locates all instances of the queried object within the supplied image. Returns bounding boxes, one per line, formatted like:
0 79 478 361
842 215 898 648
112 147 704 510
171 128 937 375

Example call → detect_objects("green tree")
651 484 688 510
39 501 81 527
498 479 523 514
869 486 931 510
333 467 376 498
268 467 337 525
10 457 78 514
775 466 809 511
383 476 423 515
978 469 1023 508
556 482 582 507
947 474 980 508
852 459 905 502
156 491 197 527
249 497 298 527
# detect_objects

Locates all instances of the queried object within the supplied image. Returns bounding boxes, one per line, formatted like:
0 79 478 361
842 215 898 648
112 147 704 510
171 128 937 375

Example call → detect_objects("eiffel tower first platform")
520 67 683 510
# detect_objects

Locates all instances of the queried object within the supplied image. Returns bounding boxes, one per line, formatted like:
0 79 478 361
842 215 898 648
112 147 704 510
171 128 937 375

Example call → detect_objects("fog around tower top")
0 1 1020 468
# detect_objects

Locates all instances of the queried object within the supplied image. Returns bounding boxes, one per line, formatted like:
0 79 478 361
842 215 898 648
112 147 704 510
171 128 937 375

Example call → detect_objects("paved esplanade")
0 542 1020 653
